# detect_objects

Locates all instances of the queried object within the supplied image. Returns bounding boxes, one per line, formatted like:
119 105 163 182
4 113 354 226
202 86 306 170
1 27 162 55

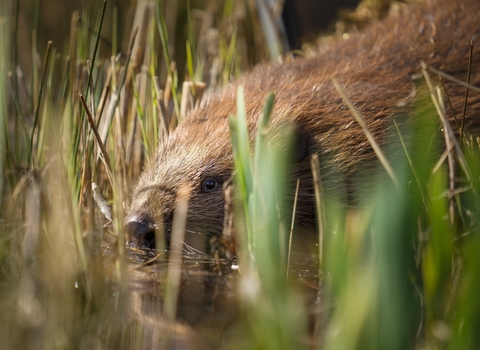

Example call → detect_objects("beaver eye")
202 178 218 192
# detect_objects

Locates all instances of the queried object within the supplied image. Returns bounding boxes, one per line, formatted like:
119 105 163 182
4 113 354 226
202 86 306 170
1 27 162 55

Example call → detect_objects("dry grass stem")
79 93 114 188
164 185 192 322
421 62 473 182
286 178 300 279
180 81 206 119
427 64 480 94
91 182 112 223
332 78 399 188
436 85 456 223
311 154 325 279
439 76 460 130
460 40 474 146
154 76 170 136
432 143 455 174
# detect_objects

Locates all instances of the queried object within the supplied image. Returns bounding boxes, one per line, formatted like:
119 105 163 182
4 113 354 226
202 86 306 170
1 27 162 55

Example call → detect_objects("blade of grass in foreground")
325 161 419 350
230 88 306 349
228 86 253 238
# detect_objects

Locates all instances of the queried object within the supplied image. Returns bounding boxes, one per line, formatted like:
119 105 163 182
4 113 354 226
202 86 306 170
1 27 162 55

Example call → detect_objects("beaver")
125 0 480 249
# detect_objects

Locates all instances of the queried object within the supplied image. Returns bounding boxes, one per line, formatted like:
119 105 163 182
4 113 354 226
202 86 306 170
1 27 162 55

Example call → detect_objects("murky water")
115 247 320 349
0 218 320 349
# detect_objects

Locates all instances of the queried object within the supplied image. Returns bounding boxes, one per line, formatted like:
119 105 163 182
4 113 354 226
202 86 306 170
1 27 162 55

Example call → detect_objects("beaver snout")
125 218 156 249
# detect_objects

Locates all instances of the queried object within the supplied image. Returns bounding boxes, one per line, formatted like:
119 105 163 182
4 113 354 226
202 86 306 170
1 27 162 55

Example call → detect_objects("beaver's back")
193 0 480 172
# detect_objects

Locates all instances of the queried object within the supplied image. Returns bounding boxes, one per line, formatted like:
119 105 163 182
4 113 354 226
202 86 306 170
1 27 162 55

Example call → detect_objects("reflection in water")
108 247 319 349
124 249 239 349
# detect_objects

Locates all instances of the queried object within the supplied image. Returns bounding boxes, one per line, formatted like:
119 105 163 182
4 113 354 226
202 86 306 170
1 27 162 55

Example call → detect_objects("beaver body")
126 0 480 249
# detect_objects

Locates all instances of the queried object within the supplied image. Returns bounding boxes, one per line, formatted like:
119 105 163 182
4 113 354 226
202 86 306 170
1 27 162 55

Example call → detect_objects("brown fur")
126 0 480 249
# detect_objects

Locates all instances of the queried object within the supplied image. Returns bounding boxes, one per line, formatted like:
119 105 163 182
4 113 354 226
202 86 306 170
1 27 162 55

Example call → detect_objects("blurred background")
12 0 370 83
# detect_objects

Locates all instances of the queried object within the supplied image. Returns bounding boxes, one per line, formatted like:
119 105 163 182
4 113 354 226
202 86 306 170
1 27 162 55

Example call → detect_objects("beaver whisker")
180 242 210 256
184 229 208 238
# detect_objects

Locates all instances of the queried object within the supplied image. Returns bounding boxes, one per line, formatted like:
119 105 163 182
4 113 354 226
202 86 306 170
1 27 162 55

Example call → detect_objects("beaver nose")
125 219 156 249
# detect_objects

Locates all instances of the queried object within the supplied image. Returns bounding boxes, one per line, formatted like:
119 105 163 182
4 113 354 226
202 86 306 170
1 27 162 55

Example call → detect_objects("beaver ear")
292 126 311 163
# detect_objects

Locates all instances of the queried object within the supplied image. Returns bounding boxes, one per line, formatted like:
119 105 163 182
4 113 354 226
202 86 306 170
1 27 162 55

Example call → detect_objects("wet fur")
127 0 480 248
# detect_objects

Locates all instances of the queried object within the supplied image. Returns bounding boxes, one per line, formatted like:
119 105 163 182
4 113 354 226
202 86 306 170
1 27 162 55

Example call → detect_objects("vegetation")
1 0 480 349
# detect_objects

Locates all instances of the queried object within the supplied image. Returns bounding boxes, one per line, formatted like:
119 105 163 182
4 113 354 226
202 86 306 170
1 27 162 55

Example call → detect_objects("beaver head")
125 106 235 249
